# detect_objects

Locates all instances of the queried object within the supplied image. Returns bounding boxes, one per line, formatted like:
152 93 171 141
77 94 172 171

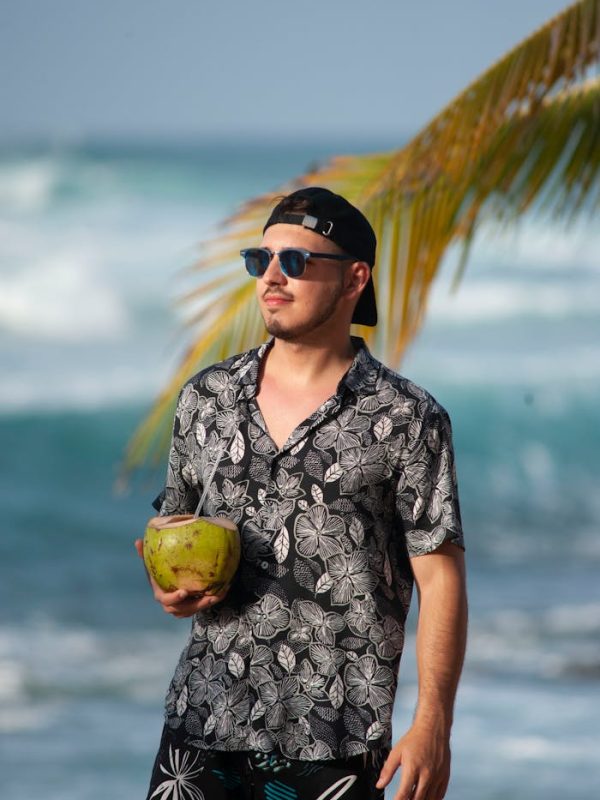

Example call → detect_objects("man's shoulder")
180 343 263 395
363 350 449 421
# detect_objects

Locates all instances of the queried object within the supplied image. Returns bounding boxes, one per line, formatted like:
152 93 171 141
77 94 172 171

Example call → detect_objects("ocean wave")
0 621 187 733
0 152 122 214
464 603 600 681
0 329 186 411
397 604 600 686
471 217 600 274
1 600 598 738
0 157 62 214
1 142 598 414
476 525 600 565
402 345 600 387
426 276 600 324
495 735 600 763
0 256 131 341
1 347 598 414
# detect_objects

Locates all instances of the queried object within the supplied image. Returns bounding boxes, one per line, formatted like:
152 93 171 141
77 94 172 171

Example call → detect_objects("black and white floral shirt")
155 336 464 760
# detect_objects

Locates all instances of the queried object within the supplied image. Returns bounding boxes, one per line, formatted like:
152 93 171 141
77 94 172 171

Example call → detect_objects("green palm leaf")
123 0 600 474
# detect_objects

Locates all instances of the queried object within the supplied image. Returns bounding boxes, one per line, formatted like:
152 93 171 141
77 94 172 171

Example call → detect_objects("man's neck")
262 334 357 389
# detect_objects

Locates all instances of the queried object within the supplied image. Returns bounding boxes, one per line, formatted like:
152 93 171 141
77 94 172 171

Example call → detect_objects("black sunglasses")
240 247 353 278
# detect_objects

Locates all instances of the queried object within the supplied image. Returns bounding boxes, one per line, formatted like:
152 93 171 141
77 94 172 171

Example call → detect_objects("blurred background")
1 2 599 798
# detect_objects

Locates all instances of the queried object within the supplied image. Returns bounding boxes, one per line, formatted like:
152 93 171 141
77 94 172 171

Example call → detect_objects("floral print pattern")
157 336 464 760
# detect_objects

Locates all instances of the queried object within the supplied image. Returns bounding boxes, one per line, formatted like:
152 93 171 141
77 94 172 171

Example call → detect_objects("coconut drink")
143 514 241 594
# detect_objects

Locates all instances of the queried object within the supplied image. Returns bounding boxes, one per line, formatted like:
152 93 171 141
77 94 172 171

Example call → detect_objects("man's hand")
376 722 451 800
134 539 229 618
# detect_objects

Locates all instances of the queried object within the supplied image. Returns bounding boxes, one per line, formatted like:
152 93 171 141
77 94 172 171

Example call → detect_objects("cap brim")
351 273 377 326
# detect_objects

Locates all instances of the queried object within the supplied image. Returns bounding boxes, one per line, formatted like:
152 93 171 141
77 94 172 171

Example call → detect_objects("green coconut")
143 514 240 594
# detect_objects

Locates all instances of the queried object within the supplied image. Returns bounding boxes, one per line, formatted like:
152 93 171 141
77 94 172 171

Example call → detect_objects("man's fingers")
162 594 221 617
437 774 449 799
376 750 401 789
157 587 188 604
161 585 230 615
178 585 229 613
420 774 448 800
410 770 435 800
394 767 417 800
397 767 443 800
195 587 228 611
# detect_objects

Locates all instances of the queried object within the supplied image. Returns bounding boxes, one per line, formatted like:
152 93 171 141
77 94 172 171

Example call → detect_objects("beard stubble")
262 279 346 342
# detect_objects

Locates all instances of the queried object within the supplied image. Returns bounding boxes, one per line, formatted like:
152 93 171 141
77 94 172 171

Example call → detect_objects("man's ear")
344 261 371 294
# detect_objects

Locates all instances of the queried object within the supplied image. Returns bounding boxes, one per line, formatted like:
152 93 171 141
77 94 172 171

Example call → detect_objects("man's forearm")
412 545 468 734
376 545 467 796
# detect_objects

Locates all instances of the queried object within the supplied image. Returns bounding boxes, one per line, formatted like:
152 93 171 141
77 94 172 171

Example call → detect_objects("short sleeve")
154 385 202 517
395 404 465 557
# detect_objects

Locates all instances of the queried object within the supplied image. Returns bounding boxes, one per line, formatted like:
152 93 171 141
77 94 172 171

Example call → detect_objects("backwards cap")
263 187 377 326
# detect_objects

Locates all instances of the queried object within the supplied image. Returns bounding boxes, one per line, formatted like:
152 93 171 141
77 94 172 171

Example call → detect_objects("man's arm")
377 541 468 800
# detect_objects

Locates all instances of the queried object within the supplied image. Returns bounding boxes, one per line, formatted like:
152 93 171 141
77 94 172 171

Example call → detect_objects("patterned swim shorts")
146 724 388 800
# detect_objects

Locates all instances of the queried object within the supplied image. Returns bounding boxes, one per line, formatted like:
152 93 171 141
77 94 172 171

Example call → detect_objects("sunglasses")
240 247 353 278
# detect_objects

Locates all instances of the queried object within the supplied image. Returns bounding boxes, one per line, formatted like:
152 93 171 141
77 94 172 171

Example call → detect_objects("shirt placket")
237 388 348 565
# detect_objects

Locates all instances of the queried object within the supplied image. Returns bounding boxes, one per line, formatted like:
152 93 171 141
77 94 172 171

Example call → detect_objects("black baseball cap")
263 187 378 326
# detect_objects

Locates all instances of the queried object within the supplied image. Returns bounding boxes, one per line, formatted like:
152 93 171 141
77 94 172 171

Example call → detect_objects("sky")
1 0 572 144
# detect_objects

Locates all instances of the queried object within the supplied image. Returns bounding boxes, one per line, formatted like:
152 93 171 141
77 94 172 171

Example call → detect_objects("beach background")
1 3 599 799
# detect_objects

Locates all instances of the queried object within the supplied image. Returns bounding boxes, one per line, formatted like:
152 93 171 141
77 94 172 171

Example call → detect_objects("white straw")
193 435 232 517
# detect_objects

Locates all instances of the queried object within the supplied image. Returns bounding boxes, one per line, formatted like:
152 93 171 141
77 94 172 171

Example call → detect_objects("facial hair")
262 279 346 342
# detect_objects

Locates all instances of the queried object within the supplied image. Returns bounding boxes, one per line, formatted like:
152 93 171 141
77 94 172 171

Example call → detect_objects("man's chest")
195 383 400 533
254 381 341 451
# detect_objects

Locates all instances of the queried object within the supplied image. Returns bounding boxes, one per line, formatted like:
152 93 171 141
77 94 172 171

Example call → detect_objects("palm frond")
122 0 600 475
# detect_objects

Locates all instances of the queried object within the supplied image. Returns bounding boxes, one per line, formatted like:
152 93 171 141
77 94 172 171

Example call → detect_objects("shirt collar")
343 336 376 395
234 336 377 401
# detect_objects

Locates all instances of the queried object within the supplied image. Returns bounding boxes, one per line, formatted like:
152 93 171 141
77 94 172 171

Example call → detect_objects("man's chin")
261 295 342 341
264 320 301 341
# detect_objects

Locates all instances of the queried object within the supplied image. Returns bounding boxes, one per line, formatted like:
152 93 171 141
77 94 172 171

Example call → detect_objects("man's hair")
270 193 311 215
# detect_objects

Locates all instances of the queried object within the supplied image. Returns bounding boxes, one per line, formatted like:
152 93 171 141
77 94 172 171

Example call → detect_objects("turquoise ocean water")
0 140 599 799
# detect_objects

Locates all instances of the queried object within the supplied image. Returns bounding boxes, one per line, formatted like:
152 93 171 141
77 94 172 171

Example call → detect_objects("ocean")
1 139 599 799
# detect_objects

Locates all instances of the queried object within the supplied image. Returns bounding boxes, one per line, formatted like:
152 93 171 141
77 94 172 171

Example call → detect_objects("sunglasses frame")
240 247 354 278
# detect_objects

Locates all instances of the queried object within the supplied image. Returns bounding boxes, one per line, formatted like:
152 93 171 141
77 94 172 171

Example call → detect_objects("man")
136 187 467 800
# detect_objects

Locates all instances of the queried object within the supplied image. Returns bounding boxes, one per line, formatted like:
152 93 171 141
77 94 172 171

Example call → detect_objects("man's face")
255 223 352 342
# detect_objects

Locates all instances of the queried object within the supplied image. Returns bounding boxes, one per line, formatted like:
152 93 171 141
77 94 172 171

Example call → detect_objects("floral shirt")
155 336 464 760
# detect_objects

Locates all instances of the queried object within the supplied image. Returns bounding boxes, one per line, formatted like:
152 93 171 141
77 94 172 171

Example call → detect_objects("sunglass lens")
243 248 271 276
279 249 306 278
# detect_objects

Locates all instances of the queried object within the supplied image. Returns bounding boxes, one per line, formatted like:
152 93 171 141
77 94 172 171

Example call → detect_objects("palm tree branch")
122 0 600 476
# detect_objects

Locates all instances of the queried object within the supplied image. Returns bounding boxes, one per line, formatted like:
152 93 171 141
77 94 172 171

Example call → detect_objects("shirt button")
260 561 269 570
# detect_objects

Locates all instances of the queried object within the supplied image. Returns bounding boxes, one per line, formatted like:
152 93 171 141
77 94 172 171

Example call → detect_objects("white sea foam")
0 660 25 699
0 153 131 215
0 364 162 412
471 217 600 273
0 145 598 414
0 256 131 341
402 341 600 387
426 277 600 324
0 620 188 733
496 735 600 763
383 217 600 336
0 158 61 213
545 603 600 636
464 603 600 680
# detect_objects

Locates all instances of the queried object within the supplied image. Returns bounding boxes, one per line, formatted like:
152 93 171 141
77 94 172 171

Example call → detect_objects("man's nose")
262 252 286 282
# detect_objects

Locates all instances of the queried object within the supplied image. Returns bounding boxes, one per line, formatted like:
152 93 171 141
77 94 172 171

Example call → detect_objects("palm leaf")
122 0 600 475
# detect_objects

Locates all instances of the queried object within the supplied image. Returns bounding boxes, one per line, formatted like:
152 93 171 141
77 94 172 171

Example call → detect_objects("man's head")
262 187 377 327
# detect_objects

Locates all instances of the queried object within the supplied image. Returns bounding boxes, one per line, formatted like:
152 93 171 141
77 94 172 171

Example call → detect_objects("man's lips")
263 294 292 306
